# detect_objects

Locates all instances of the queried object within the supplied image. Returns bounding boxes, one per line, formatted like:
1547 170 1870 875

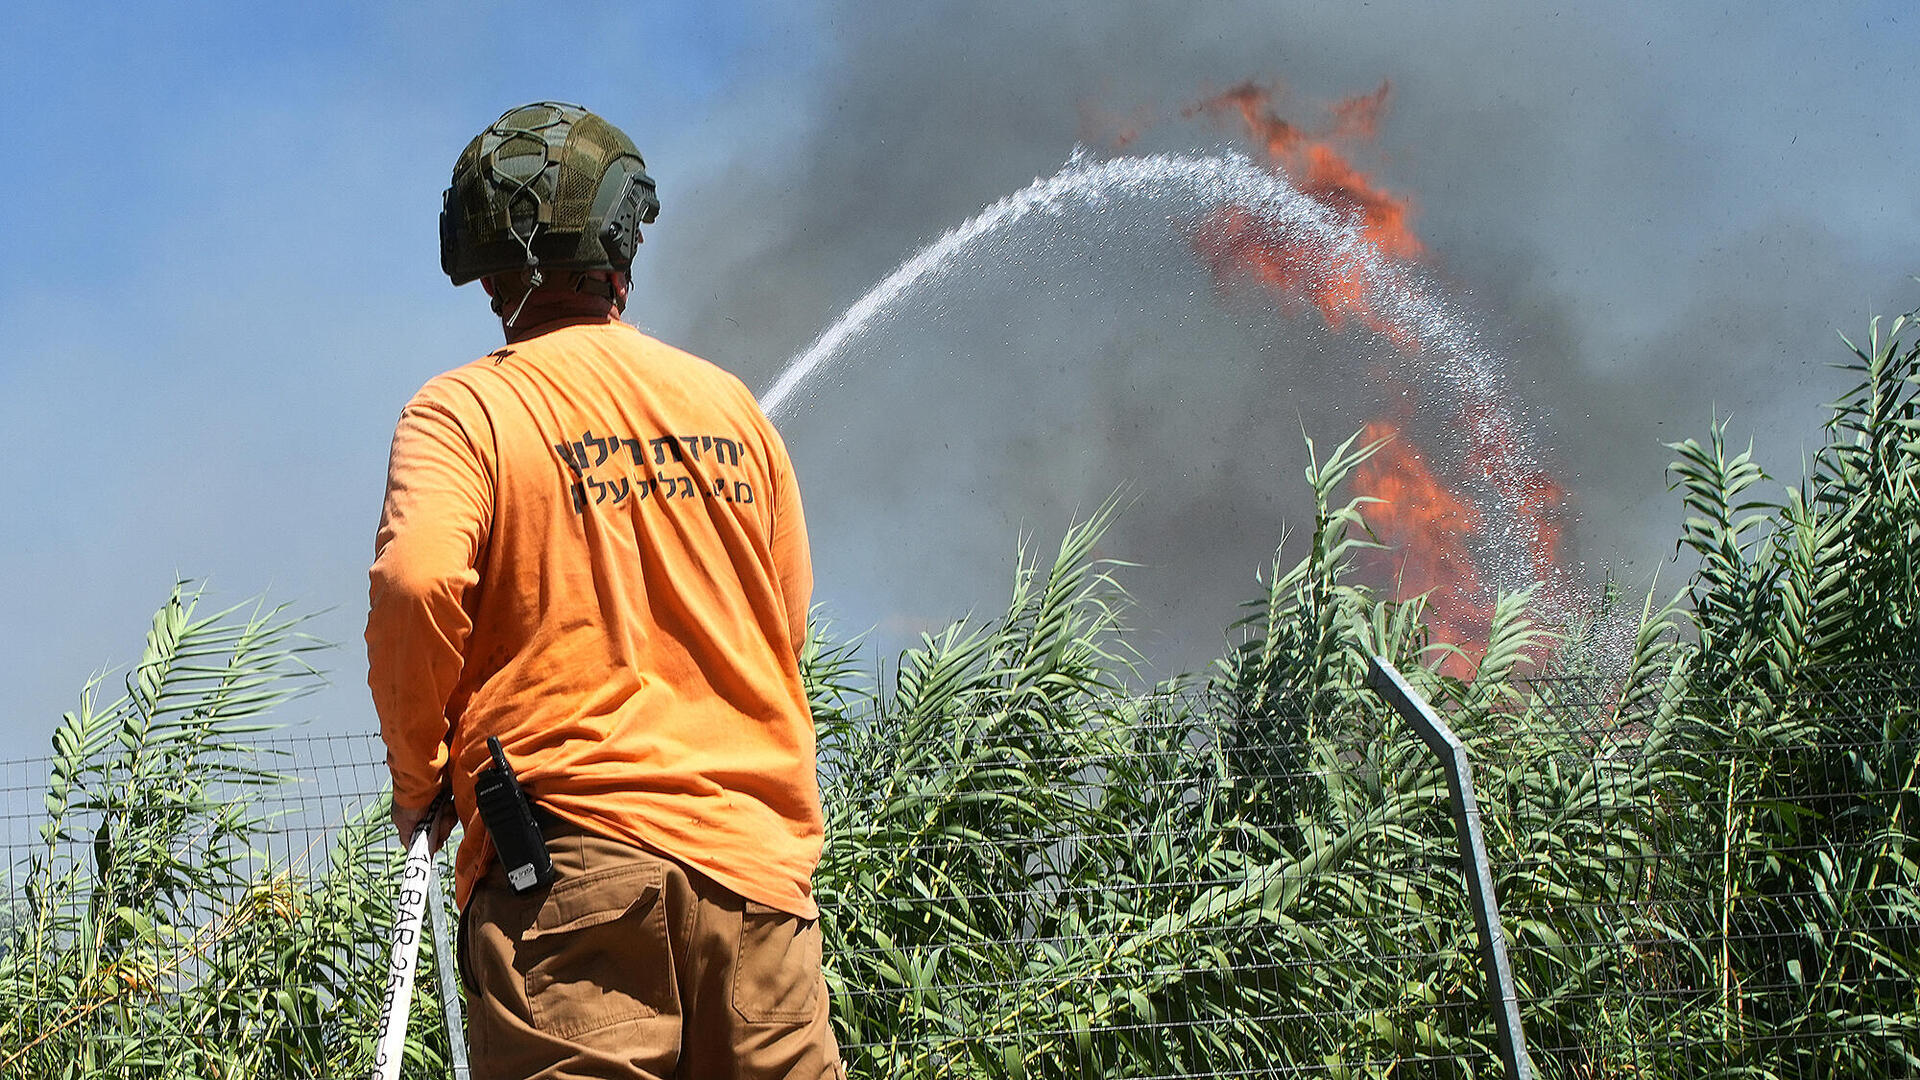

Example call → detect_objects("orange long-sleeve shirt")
367 314 820 916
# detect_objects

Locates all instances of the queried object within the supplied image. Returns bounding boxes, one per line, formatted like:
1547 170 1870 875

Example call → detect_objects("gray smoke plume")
634 0 1918 679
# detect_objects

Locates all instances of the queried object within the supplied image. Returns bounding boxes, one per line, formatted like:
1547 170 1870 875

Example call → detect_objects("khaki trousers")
461 823 843 1080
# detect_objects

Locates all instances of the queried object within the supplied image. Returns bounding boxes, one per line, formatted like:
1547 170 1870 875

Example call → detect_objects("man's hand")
392 797 457 853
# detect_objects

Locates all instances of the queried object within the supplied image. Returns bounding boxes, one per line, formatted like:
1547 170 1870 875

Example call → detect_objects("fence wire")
1 663 1915 1078
0 735 443 1079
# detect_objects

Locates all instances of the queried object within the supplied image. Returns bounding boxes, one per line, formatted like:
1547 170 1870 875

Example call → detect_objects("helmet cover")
440 101 660 286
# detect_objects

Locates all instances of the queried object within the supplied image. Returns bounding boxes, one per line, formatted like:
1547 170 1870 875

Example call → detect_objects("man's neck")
499 294 620 343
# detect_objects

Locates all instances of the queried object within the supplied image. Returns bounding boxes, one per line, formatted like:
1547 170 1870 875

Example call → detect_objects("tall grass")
4 305 1918 1077
0 590 464 1080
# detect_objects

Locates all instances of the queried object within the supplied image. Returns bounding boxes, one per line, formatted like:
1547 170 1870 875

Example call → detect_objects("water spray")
759 150 1328 419
756 148 1582 633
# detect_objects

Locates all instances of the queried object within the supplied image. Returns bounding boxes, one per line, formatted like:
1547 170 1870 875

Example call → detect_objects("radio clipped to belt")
474 736 555 893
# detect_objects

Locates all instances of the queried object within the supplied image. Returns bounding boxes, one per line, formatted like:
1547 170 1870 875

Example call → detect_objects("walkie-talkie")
474 736 554 893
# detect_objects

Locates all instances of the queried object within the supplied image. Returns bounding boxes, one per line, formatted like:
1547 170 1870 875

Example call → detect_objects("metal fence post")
1365 653 1535 1080
428 846 471 1080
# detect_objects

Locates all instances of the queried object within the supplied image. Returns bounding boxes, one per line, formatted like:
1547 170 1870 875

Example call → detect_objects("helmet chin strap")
503 267 542 328
501 212 545 328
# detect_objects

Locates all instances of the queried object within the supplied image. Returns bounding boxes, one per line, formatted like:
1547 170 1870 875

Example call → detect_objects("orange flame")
1184 79 1570 667
1187 82 1421 345
1193 203 1403 341
1188 81 1422 261
1356 421 1493 657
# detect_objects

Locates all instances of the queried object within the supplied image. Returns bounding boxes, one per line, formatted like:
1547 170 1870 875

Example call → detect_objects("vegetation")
0 591 462 1079
2 304 1917 1077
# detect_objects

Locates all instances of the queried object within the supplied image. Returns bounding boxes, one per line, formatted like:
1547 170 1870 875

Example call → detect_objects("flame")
1187 81 1422 261
1183 79 1571 666
1187 81 1421 345
1193 203 1412 346
1356 422 1493 655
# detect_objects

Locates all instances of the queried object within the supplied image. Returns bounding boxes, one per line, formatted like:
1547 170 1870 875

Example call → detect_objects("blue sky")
3 1 1918 761
0 0 823 747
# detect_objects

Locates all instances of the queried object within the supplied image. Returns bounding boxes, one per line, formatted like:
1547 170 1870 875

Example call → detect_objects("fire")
1355 421 1493 654
1187 81 1422 344
1187 81 1422 261
1180 79 1571 666
1192 203 1412 346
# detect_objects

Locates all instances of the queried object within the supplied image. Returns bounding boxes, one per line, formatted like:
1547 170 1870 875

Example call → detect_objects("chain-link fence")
1 662 1914 1078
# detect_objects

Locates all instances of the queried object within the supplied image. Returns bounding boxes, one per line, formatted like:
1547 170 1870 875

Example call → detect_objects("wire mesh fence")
1 661 1914 1078
0 734 446 1079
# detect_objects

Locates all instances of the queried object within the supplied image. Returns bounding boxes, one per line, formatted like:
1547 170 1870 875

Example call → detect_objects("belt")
532 803 568 836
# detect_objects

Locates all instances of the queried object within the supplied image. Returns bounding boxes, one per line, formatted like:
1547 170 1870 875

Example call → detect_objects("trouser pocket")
520 859 674 1039
733 900 822 1024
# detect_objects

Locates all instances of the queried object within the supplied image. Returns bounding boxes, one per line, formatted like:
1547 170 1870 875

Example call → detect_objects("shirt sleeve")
768 432 813 662
366 392 494 810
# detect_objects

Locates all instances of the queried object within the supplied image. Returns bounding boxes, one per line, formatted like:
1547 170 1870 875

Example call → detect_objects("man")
367 101 840 1080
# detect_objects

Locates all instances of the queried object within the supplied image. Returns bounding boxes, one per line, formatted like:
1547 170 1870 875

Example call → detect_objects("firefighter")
368 101 840 1080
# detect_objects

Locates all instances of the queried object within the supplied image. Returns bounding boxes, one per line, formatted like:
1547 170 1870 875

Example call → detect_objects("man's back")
368 314 821 917
374 101 840 1079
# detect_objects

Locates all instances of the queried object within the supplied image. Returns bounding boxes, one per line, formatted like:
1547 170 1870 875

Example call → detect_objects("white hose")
371 805 441 1080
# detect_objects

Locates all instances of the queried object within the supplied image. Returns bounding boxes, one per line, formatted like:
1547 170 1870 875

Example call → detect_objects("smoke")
639 0 1917 678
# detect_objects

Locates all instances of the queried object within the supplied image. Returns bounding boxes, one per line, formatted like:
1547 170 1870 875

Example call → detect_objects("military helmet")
440 101 660 287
